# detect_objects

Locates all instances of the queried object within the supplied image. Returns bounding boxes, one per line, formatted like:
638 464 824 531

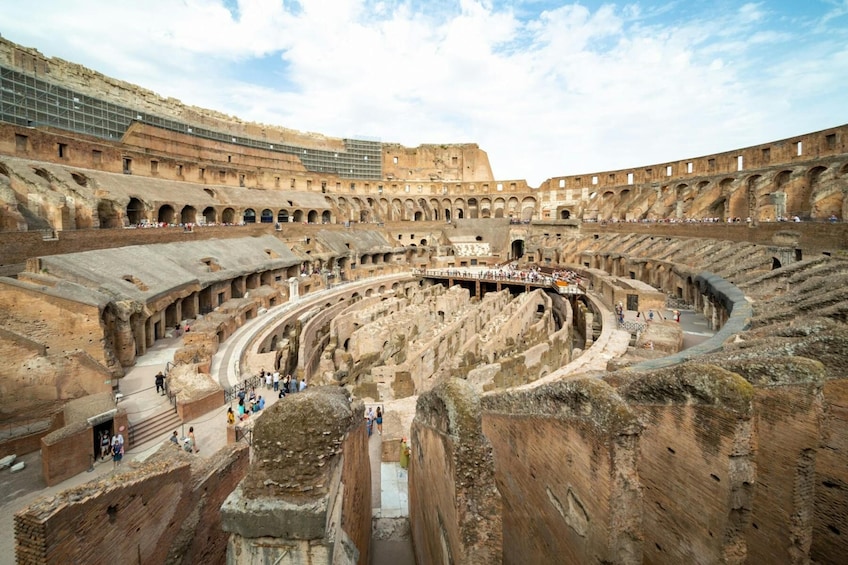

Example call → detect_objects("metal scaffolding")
0 65 383 180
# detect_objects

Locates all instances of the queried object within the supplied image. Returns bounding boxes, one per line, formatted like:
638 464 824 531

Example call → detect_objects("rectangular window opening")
825 133 836 149
15 134 27 152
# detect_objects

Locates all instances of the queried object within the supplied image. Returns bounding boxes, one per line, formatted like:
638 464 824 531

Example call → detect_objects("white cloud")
2 0 847 186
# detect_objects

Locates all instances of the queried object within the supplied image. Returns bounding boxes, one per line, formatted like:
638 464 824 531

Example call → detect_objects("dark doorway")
626 294 639 311
93 420 113 463
511 239 525 260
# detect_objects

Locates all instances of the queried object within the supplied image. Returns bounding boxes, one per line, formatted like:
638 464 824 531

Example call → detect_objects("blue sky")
3 0 847 186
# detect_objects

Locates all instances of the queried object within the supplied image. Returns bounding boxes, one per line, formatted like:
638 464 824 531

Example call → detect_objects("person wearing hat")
399 438 410 470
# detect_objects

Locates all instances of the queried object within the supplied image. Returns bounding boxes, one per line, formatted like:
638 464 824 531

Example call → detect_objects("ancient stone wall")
0 278 116 401
611 365 755 564
16 442 248 564
481 379 642 564
0 221 273 268
409 379 502 565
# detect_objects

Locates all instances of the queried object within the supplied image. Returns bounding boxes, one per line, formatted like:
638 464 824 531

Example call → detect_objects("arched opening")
445 209 452 222
772 257 782 270
293 209 304 222
260 209 274 223
560 210 571 219
243 208 256 223
414 211 423 221
511 239 525 260
278 209 289 223
97 200 120 229
323 210 332 223
126 197 145 225
180 205 197 224
307 210 318 223
222 207 236 224
158 204 175 224
203 207 217 224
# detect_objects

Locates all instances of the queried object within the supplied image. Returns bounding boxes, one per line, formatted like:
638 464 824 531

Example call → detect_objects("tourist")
376 407 383 435
264 370 271 390
273 371 280 392
188 426 198 453
299 378 307 392
170 431 179 445
111 437 123 468
258 396 265 410
227 407 235 425
99 430 111 461
365 408 374 436
155 371 165 395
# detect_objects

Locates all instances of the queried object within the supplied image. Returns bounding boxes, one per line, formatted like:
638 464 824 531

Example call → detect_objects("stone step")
129 407 182 449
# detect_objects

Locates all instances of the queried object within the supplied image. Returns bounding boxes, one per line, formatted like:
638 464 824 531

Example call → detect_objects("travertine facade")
2 36 848 564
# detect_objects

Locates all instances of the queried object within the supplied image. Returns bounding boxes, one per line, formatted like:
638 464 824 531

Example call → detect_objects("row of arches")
112 194 542 229
590 161 848 222
120 198 333 226
335 195 539 223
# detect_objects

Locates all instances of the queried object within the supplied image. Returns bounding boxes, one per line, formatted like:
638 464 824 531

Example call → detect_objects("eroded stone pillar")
221 387 370 565
411 379 502 565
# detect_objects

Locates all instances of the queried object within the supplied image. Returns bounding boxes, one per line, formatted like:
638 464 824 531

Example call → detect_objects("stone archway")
158 204 175 224
181 205 197 224
126 197 145 225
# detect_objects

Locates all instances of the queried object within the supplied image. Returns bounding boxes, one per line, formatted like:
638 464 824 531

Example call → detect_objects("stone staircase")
129 406 182 449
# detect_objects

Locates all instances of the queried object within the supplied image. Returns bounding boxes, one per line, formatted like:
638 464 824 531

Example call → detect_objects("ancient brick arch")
810 164 844 219
391 198 403 221
181 205 197 224
97 200 121 229
158 204 176 224
452 197 465 220
126 197 146 225
521 196 536 221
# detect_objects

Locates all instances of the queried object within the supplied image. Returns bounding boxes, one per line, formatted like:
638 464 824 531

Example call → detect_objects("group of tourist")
594 214 841 224
169 427 198 453
99 426 126 468
551 269 583 285
365 407 383 436
258 368 307 398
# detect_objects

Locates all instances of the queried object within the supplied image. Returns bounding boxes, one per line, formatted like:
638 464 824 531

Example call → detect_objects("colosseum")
1 36 847 564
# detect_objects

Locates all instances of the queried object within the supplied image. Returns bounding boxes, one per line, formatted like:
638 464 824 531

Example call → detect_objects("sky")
3 0 848 186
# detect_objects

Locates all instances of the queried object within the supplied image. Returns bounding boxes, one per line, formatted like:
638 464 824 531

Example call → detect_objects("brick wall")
177 389 225 422
481 379 640 564
40 424 93 487
812 379 848 561
16 442 249 565
612 365 755 564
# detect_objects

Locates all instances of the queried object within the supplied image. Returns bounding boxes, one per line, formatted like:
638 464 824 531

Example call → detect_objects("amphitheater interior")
1 37 848 565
